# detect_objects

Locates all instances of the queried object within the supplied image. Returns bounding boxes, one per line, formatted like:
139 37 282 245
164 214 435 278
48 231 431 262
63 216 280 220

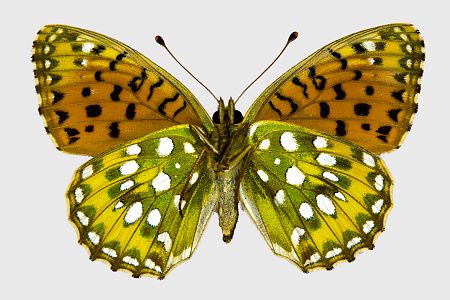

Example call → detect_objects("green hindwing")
66 125 216 278
240 121 392 271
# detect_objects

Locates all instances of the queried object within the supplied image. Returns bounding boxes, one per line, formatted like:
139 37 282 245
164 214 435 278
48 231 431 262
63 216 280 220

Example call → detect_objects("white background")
1 0 447 298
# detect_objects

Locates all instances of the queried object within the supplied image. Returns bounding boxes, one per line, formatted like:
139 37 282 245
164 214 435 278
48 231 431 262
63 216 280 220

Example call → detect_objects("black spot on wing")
354 103 371 116
308 67 326 90
95 71 103 82
388 109 401 122
147 78 164 100
55 110 69 124
394 73 408 84
365 86 374 96
109 122 120 138
377 135 388 142
275 93 298 114
116 52 127 61
173 100 187 118
110 85 122 101
109 61 117 71
269 101 282 117
336 120 346 136
158 93 180 116
64 127 80 137
85 125 94 132
73 58 85 67
376 126 392 135
372 57 383 65
91 44 106 55
292 77 309 98
352 43 366 54
354 70 362 81
361 123 371 131
86 105 102 117
375 41 386 51
391 90 405 102
128 69 148 92
126 103 136 120
51 91 64 104
82 87 91 97
333 84 346 100
319 102 330 118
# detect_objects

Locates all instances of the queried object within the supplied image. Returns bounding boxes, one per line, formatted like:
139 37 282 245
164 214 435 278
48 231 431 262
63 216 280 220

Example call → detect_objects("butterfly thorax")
210 99 248 242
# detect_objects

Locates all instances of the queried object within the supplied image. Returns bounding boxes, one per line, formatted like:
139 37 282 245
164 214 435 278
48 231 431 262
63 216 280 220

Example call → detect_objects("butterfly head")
212 97 243 125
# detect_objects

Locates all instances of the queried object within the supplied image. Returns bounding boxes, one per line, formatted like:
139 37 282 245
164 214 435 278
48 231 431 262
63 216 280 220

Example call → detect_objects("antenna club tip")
288 32 299 43
155 35 166 46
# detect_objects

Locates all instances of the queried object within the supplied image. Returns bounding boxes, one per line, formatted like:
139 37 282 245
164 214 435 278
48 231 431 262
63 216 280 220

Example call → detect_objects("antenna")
234 32 298 105
155 36 219 102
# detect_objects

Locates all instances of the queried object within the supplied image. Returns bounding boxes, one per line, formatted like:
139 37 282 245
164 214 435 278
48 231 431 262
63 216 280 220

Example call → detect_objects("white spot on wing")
123 256 139 266
363 220 375 234
362 41 376 51
119 160 139 175
280 132 298 151
173 195 181 208
157 232 172 252
175 163 181 169
157 137 174 157
313 136 327 149
286 166 305 185
82 42 95 53
102 247 117 258
183 142 195 153
374 174 384 191
259 139 270 150
323 171 339 182
145 258 162 272
299 202 314 219
291 227 305 246
76 211 89 226
347 237 362 248
257 170 269 182
325 247 342 258
363 153 376 167
115 201 124 209
316 153 336 166
249 124 258 137
120 180 134 191
147 209 161 226
190 172 199 184
274 158 281 165
316 194 335 215
126 144 141 155
334 192 346 201
75 187 84 203
82 164 93 179
152 171 171 192
372 199 384 214
88 231 100 245
124 202 143 224
275 190 285 205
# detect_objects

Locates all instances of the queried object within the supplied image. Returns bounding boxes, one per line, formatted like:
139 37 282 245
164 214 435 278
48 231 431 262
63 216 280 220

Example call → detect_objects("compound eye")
212 111 220 124
233 110 243 124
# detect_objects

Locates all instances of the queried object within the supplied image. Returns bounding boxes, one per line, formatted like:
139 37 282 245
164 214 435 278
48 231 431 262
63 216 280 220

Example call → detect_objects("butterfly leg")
190 124 219 155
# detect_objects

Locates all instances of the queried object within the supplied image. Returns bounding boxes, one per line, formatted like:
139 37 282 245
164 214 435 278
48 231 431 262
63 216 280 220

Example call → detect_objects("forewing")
66 125 216 278
240 121 392 271
33 25 214 156
245 24 424 154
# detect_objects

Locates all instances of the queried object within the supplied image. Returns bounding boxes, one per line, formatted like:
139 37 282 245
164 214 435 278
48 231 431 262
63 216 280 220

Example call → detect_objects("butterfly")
32 24 424 279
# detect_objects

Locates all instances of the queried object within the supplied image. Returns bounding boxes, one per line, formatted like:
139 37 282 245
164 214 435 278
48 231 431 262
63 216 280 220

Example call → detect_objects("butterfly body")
33 24 424 278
